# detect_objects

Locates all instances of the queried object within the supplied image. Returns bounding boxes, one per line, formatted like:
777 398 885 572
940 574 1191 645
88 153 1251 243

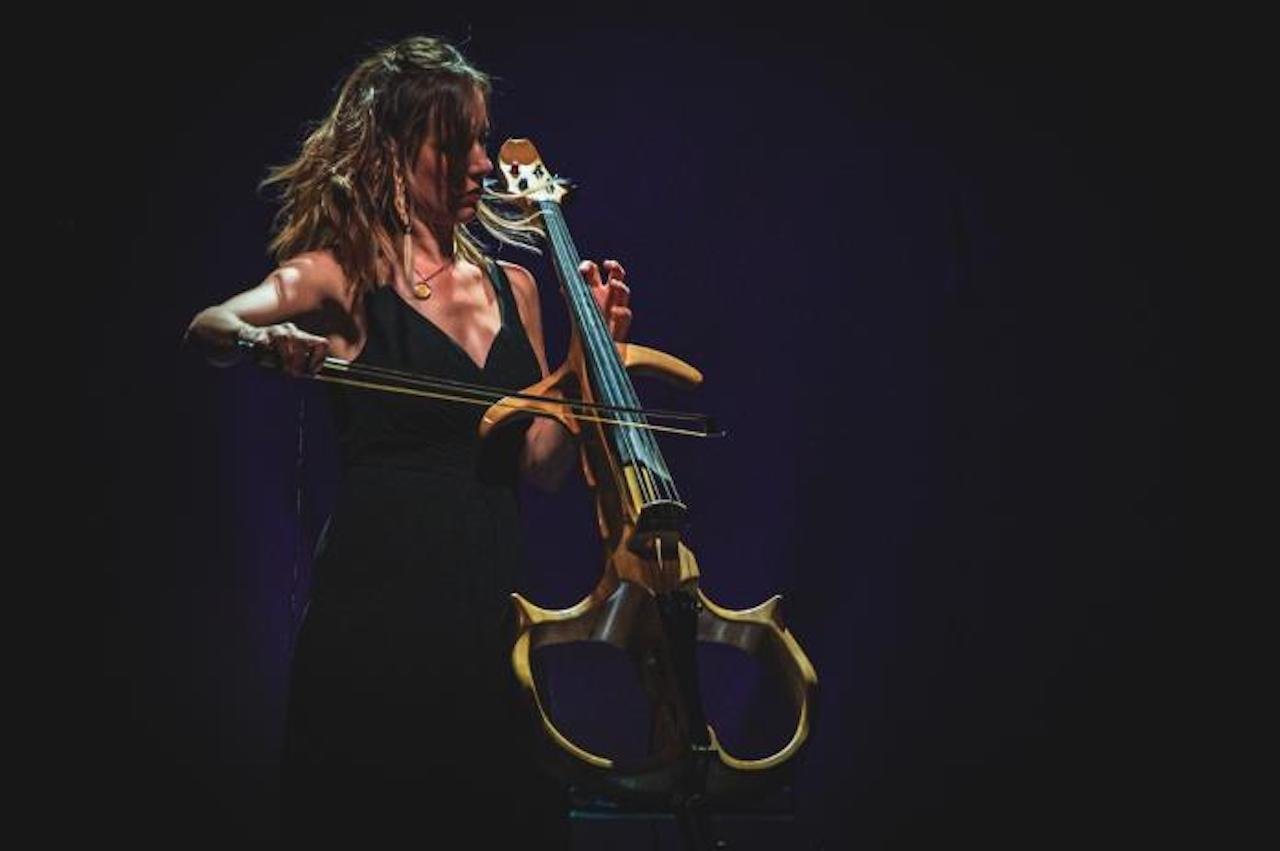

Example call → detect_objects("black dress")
280 260 566 846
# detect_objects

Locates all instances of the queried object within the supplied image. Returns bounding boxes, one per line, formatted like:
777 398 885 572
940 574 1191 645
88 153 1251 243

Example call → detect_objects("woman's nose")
471 143 493 175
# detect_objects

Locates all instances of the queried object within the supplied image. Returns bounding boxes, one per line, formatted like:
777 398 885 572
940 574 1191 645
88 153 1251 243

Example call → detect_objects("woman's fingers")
304 339 330 374
607 279 630 310
579 260 602 289
610 305 632 340
581 259 632 340
602 260 629 340
264 323 329 375
602 259 627 300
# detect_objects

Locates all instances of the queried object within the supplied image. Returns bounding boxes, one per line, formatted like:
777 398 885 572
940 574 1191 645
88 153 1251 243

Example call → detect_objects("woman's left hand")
581 259 631 341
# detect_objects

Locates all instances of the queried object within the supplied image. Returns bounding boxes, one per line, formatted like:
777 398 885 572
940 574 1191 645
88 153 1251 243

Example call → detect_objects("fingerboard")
537 200 683 511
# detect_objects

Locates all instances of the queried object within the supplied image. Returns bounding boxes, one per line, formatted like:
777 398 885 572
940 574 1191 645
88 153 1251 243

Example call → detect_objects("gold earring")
391 170 419 295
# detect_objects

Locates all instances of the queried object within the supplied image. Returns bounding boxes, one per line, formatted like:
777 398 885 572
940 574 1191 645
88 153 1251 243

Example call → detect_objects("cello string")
549 203 675 496
540 204 646 464
529 196 689 505
540 205 630 422
546 206 664 505
541 202 677 504
541 204 652 474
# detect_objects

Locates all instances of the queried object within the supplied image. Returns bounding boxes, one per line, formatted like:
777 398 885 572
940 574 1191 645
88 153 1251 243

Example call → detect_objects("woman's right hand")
243 322 330 376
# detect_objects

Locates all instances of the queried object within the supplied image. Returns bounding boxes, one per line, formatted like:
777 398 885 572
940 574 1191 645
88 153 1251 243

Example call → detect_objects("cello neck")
537 201 630 407
537 199 687 536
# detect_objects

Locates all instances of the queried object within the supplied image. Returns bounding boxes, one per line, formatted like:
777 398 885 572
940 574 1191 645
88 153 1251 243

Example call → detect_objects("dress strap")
483 257 519 328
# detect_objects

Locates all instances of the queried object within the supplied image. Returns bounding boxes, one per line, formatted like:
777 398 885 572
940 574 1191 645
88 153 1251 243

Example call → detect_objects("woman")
186 35 631 845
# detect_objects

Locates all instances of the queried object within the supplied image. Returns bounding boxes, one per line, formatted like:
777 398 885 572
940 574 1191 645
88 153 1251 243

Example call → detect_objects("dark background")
65 4 1209 848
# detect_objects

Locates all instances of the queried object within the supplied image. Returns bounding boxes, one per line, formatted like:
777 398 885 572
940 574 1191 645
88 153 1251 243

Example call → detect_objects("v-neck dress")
280 259 564 842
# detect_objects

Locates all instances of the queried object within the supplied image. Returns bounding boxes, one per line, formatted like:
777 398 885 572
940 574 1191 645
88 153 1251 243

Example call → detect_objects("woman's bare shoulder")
276 249 352 306
211 248 364 350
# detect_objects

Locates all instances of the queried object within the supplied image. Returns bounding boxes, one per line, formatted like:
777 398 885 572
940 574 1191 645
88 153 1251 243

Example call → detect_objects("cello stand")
568 784 800 851
671 793 722 851
670 743 722 851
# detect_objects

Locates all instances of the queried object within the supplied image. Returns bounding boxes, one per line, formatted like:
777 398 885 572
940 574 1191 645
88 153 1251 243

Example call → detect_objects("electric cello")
478 139 818 820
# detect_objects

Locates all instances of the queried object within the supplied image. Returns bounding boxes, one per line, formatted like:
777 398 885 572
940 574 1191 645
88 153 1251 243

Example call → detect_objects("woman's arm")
505 259 632 492
184 250 348 375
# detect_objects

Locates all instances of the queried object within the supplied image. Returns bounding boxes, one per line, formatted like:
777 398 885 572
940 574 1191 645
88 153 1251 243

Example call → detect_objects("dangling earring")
391 169 429 298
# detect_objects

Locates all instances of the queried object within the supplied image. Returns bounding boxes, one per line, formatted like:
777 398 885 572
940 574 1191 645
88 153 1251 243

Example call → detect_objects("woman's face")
408 87 492 227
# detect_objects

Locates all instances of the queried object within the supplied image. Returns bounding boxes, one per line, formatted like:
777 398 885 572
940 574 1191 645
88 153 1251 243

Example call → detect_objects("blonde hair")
260 36 536 297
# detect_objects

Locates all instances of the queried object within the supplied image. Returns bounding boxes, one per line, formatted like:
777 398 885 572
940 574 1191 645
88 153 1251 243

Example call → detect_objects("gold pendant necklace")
412 260 451 299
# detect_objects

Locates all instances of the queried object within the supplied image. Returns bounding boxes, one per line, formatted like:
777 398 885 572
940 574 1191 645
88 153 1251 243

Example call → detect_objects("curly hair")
260 36 534 298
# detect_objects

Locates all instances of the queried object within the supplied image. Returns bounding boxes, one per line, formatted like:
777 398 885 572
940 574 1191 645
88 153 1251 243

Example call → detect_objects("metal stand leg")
673 792 721 851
